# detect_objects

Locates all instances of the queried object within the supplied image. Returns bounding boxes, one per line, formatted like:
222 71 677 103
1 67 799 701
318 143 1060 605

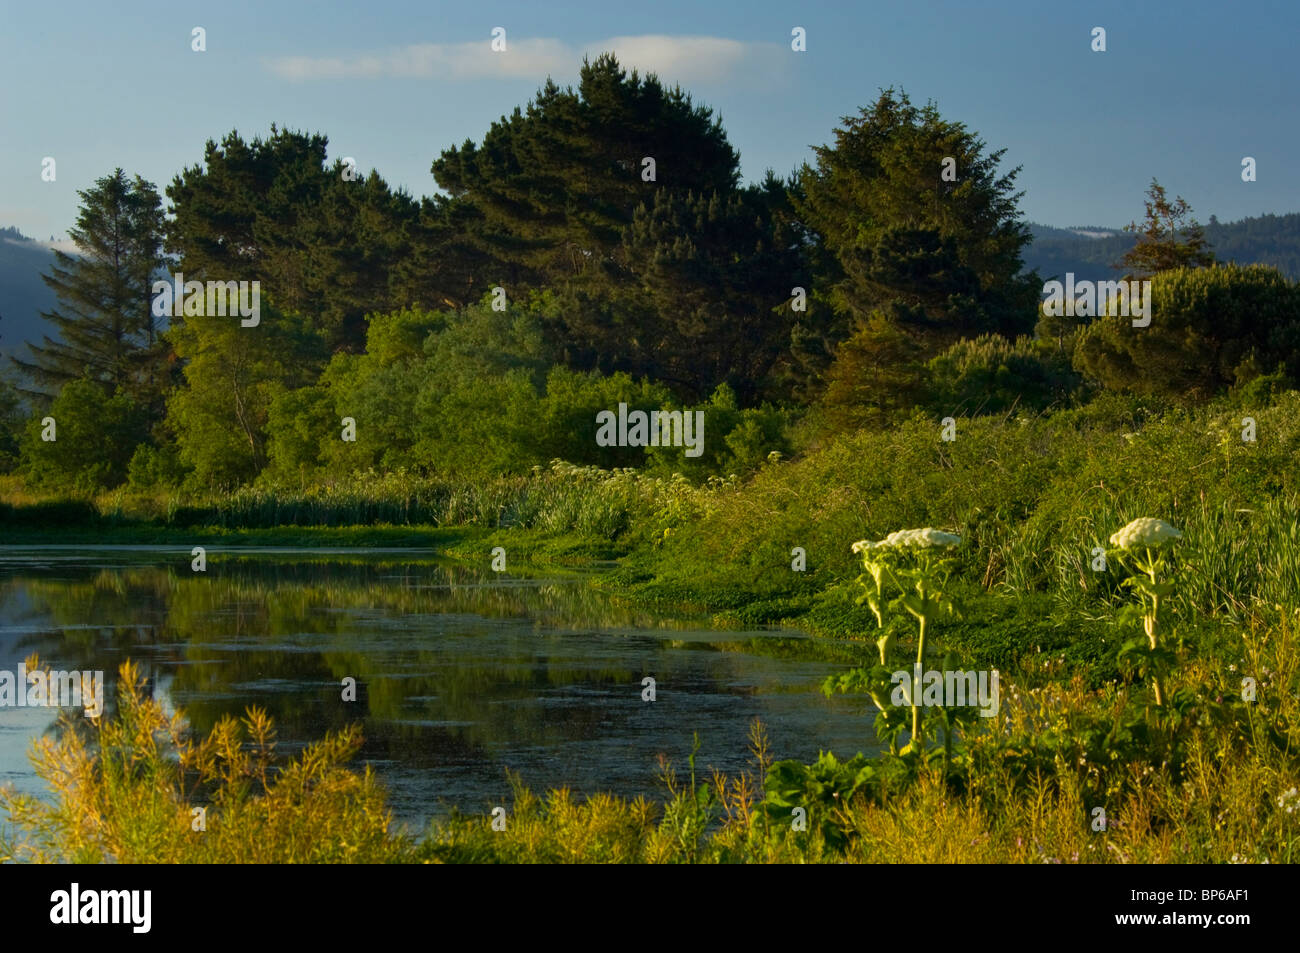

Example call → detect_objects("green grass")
3 391 1300 862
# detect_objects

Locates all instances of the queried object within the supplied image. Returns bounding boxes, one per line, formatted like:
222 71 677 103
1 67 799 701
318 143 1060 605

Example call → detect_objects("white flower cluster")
1108 517 1183 550
852 528 962 553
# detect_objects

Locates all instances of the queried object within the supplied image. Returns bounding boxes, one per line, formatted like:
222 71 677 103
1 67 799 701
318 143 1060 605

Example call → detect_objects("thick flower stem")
1145 553 1165 707
912 611 927 751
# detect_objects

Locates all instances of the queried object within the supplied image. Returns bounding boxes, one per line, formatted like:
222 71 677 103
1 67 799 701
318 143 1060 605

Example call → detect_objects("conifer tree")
13 169 165 400
166 126 436 352
794 88 1039 355
430 53 741 292
1118 178 1216 277
793 88 1038 425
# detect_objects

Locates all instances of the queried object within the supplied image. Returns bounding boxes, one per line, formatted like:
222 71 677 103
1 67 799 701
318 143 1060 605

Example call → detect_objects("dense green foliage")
430 54 740 290
924 333 1082 415
1073 264 1300 400
166 302 327 489
3 55 1298 535
794 89 1040 362
165 127 442 352
5 388 1299 862
20 378 147 492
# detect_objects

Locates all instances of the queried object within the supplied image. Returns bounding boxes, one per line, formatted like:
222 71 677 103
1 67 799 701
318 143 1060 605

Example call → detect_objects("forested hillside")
1023 213 1300 283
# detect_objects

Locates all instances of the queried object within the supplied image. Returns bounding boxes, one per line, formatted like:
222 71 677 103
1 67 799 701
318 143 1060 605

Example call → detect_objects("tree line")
4 53 1299 493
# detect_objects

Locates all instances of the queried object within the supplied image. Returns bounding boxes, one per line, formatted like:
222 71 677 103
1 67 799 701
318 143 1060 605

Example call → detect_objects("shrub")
126 443 187 491
20 378 147 493
925 333 1084 415
1072 263 1300 401
0 658 409 864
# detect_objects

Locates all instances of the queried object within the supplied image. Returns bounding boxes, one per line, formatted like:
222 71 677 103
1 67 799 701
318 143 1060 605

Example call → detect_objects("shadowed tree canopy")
430 53 741 291
1072 264 1300 402
166 126 475 352
794 88 1040 357
556 171 808 402
431 53 806 402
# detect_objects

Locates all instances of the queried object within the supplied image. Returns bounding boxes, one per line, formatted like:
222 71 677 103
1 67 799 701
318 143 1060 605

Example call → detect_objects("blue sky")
2 0 1296 241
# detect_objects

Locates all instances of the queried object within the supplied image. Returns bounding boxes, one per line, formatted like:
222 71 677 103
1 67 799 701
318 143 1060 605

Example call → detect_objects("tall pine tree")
166 126 436 352
13 169 165 400
430 54 810 401
793 89 1039 426
794 89 1039 354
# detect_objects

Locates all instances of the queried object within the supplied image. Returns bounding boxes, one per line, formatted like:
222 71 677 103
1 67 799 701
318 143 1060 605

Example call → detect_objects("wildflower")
879 528 962 549
852 528 961 553
1108 517 1182 550
847 527 962 753
1278 788 1298 813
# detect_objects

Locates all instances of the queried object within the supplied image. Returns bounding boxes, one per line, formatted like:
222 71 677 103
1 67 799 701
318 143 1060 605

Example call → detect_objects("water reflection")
0 547 876 831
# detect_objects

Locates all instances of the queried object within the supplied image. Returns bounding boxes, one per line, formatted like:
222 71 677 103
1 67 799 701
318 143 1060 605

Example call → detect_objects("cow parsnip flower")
1109 517 1181 709
880 528 962 549
1109 517 1183 550
853 529 961 554
847 526 961 755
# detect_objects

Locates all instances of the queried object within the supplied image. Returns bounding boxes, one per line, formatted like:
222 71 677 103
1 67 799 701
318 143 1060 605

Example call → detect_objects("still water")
0 546 876 833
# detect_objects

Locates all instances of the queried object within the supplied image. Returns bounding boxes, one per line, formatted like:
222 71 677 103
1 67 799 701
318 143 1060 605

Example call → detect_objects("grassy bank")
3 391 1299 862
0 516 623 563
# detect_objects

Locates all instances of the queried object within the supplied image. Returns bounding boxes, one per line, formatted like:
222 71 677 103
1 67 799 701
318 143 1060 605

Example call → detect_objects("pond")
0 545 876 834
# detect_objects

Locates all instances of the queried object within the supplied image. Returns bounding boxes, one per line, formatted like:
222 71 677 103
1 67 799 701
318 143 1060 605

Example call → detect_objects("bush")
1072 263 1300 401
643 384 794 480
20 379 147 493
127 443 187 491
925 334 1084 415
0 658 409 864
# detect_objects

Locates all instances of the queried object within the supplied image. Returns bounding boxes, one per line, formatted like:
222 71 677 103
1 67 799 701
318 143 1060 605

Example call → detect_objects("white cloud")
579 35 755 85
265 34 779 86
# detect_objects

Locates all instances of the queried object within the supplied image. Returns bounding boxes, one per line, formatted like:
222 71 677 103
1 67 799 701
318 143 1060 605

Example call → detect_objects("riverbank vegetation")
3 53 1298 863
3 388 1299 862
4 605 1296 863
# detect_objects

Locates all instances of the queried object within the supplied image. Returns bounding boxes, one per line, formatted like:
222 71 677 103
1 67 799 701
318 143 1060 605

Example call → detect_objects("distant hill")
1022 212 1300 284
0 227 57 361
